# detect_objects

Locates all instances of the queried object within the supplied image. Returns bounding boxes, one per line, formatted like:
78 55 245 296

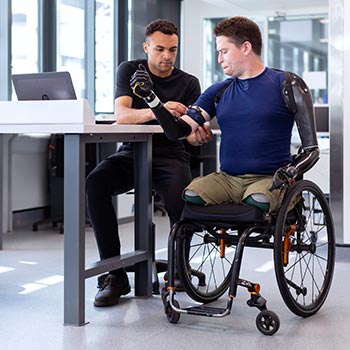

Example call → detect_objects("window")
11 0 39 100
268 15 328 104
56 0 85 99
95 0 114 113
203 18 225 89
7 0 180 110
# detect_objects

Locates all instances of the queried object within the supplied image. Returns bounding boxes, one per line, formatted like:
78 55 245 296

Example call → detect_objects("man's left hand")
186 124 214 146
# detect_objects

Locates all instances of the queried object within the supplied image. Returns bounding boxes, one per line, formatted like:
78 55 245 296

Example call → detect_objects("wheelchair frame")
161 179 335 335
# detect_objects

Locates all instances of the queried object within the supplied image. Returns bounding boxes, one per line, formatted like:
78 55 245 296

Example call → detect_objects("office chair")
32 134 93 234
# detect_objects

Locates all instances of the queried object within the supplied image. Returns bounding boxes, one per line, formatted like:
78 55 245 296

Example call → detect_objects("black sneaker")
94 273 131 307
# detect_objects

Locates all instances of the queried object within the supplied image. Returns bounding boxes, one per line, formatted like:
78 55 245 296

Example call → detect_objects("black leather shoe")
94 274 131 307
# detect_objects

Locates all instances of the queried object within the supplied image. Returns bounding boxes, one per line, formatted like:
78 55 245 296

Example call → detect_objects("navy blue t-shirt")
195 67 294 176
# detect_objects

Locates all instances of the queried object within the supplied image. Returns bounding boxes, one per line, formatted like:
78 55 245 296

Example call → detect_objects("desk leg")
63 135 87 326
0 135 4 249
0 134 14 247
134 136 153 296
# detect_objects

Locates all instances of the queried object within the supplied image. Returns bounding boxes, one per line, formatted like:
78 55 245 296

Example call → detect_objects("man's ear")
242 41 252 55
143 41 148 54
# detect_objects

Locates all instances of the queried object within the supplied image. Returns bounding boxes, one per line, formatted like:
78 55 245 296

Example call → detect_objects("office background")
0 0 349 243
1 1 350 349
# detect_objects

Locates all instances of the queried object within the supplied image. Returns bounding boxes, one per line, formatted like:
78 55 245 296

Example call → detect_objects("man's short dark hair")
214 16 262 56
145 19 178 38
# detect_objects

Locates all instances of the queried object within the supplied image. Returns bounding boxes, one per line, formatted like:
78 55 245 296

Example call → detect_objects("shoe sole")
94 285 131 307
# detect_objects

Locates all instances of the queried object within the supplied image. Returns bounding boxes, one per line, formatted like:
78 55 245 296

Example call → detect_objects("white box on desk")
0 99 95 124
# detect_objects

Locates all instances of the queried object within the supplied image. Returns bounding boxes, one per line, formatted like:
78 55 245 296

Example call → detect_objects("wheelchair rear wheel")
176 223 235 303
274 180 335 317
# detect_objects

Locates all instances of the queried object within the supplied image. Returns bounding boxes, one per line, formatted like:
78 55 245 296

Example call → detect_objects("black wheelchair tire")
274 180 335 317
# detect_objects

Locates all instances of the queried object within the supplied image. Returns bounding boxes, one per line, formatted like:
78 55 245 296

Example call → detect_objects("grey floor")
1 212 350 350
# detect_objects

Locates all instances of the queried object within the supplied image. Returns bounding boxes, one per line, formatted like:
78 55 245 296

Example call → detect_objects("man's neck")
238 58 265 79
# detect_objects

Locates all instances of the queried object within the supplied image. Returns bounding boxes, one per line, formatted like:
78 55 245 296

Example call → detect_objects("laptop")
12 71 77 101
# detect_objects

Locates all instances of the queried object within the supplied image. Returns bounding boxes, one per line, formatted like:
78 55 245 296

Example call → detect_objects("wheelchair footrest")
185 305 228 317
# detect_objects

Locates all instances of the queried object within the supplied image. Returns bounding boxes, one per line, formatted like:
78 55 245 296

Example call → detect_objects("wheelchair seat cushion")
183 203 265 224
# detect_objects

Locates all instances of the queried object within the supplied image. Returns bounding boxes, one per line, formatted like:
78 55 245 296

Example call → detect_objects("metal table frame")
0 99 161 326
63 132 154 326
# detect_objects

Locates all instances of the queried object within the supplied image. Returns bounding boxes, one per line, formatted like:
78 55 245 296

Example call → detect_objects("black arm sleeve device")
143 91 192 140
281 71 320 175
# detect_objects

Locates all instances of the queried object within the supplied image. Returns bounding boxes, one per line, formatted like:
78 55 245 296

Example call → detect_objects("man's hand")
164 101 188 117
186 124 214 146
130 64 153 98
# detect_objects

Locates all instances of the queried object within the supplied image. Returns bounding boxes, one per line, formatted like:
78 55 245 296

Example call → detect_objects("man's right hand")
130 64 153 98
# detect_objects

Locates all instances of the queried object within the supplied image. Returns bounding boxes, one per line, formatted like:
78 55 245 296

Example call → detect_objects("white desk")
0 100 163 326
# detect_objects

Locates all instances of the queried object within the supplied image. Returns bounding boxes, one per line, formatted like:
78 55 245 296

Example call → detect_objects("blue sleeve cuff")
187 105 206 125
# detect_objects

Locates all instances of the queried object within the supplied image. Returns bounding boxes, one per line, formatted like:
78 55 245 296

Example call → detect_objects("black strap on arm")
214 78 236 108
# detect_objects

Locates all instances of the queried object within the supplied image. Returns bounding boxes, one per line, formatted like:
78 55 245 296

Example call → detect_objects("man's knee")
85 168 110 198
244 193 270 212
85 170 98 194
183 189 207 205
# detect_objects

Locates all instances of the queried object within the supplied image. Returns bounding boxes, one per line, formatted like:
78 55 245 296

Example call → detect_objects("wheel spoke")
177 225 234 303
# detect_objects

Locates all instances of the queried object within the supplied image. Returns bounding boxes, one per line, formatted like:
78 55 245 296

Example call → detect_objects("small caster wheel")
165 299 180 324
256 310 280 335
32 224 38 232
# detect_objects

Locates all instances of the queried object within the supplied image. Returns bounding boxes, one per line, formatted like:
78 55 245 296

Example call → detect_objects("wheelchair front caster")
256 310 280 335
165 299 180 324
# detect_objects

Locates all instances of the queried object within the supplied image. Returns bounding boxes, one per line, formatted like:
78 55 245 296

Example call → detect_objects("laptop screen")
12 71 77 101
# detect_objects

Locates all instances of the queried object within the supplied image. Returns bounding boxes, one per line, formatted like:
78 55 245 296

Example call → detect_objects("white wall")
343 1 350 243
329 0 350 243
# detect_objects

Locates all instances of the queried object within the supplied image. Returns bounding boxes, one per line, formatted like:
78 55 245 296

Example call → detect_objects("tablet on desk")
12 71 77 101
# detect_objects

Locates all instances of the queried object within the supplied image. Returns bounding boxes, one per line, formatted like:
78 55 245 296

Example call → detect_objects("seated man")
130 16 319 213
86 19 203 307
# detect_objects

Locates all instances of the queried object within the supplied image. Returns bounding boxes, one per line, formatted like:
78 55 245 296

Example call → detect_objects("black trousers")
86 149 192 264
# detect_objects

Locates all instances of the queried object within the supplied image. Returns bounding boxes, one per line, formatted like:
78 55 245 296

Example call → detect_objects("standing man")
131 16 319 213
86 19 205 307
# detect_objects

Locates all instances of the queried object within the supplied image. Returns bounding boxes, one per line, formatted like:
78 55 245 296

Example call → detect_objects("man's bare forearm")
115 105 156 124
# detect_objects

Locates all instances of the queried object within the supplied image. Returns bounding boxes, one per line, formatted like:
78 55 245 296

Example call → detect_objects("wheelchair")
161 177 335 335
